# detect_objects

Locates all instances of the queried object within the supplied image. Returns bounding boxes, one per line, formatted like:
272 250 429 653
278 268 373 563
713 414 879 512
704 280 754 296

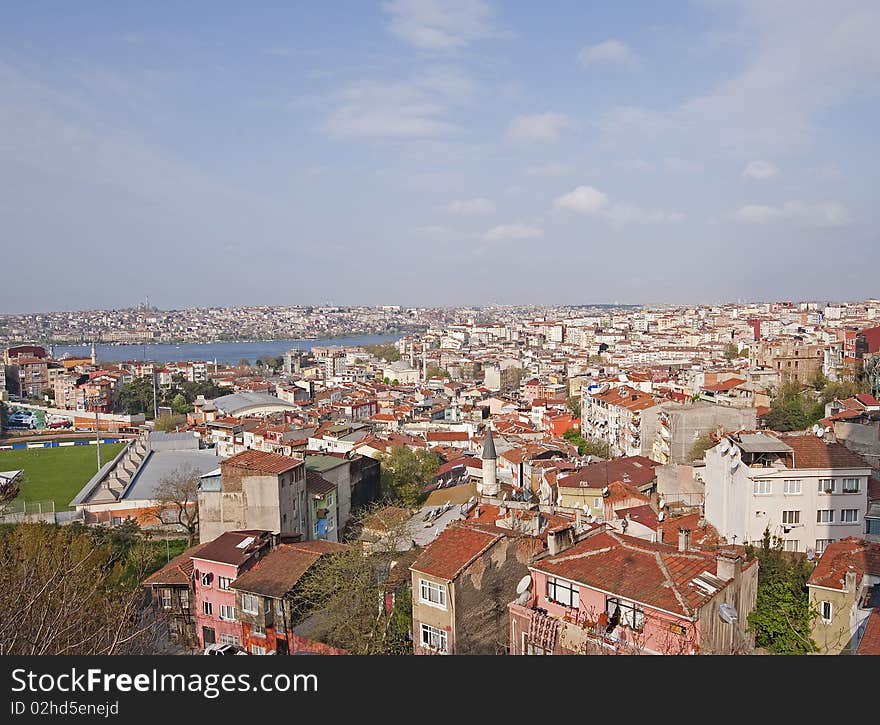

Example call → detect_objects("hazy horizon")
3 1 879 310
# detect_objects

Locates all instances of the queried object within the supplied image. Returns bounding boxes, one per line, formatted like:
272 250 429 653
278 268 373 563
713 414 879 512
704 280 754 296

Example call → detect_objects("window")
420 624 448 653
419 580 447 609
782 540 798 552
843 478 860 493
546 577 579 609
201 572 211 587
821 601 833 623
817 510 834 524
219 604 236 622
275 599 285 618
818 479 836 494
180 590 189 609
841 509 858 524
218 576 232 591
606 598 645 631
241 593 259 614
783 480 801 495
160 589 172 609
594 497 603 508
525 642 550 655
782 510 800 525
753 480 772 495
252 622 266 637
219 633 239 646
202 601 213 616
250 644 266 655
815 539 834 554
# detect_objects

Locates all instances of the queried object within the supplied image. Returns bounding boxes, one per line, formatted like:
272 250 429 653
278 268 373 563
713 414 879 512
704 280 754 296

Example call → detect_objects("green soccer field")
0 443 127 512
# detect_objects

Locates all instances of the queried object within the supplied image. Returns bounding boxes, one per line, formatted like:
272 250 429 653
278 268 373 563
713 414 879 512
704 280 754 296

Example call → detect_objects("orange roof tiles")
410 523 503 581
533 530 751 618
807 537 880 591
776 434 870 469
221 449 303 475
857 610 880 655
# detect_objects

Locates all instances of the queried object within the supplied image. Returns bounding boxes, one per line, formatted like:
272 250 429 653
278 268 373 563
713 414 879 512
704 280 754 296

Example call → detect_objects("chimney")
678 527 691 552
655 524 664 543
716 549 742 581
548 525 575 556
845 570 858 594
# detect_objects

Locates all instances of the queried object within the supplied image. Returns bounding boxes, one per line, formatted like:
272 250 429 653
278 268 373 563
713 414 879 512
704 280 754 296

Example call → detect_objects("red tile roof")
143 541 211 586
306 470 336 495
615 504 658 530
857 610 880 655
229 541 346 598
659 513 723 550
807 537 880 591
533 530 753 618
776 434 870 469
410 523 503 581
221 449 304 475
557 456 659 490
192 530 274 567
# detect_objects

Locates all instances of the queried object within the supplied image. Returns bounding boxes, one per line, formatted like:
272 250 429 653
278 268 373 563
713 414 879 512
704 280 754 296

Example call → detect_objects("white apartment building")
581 384 657 457
704 432 871 556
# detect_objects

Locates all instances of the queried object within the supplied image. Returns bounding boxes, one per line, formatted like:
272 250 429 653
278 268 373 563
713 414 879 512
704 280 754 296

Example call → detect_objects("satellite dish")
658 511 665 522
815 428 823 438
718 603 738 623
824 426 831 434
467 496 476 504
719 439 730 455
582 503 590 513
516 575 532 595
659 497 666 509
502 492 508 501
730 459 739 472
602 486 610 496
811 424 821 434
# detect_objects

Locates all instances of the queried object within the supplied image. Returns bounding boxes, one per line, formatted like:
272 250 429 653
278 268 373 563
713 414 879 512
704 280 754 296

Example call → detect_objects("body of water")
50 334 402 366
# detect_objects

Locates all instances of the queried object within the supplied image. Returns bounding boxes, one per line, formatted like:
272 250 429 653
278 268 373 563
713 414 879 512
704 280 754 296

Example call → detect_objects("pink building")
509 527 758 655
192 530 274 649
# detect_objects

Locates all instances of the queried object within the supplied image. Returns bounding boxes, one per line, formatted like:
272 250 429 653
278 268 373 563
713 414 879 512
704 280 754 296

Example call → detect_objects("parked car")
47 419 72 429
203 643 247 656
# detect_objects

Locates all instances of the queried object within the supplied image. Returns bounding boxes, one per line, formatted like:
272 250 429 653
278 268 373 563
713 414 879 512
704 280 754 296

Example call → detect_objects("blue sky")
2 0 879 312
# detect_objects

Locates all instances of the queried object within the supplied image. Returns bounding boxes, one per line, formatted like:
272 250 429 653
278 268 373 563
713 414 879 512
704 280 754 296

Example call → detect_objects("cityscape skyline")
3 1 879 310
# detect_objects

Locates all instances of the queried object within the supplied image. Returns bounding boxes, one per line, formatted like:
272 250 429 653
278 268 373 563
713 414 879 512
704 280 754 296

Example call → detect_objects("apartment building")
704 432 871 555
581 384 657 457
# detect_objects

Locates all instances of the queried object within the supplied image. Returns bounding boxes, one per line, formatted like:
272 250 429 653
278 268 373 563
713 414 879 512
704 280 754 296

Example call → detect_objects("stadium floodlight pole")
93 394 102 471
152 370 158 420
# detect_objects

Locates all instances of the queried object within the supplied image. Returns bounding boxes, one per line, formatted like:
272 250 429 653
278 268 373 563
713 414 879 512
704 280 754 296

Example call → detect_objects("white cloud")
448 197 495 214
731 201 850 227
664 157 702 174
524 162 573 176
507 112 575 142
578 39 636 65
482 222 543 241
554 184 683 225
383 0 499 50
323 67 475 139
742 160 779 179
554 185 608 214
595 2 880 157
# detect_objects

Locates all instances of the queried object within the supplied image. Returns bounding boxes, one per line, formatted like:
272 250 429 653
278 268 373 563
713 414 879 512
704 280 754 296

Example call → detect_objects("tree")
687 434 716 462
745 528 817 654
0 523 161 654
237 358 250 368
115 377 155 417
723 343 740 362
563 428 611 458
170 393 191 415
763 381 823 432
379 446 439 507
425 366 449 379
567 395 581 418
500 366 526 392
288 546 411 655
364 343 401 362
153 413 186 432
151 464 201 545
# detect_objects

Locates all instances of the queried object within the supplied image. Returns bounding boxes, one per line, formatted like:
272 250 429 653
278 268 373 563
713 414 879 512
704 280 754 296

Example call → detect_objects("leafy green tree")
723 342 740 362
153 413 186 432
392 379 399 386
688 434 716 462
745 528 817 654
810 369 830 391
237 358 250 368
364 343 401 362
500 366 526 392
764 381 823 432
379 446 439 507
818 378 870 406
425 366 449 379
567 395 581 418
562 428 611 458
170 393 191 415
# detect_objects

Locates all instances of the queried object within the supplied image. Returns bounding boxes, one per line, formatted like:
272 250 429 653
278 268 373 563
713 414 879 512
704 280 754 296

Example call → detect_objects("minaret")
90 341 97 366
478 427 499 497
421 343 427 383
